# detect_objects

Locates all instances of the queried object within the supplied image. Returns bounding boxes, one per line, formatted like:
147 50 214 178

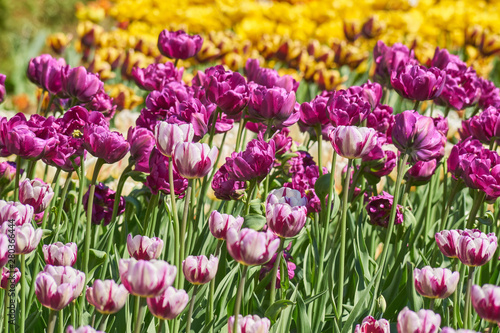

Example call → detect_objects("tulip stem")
207 240 222 331
244 180 257 216
99 314 108 331
429 299 435 311
20 254 26 333
186 285 199 333
464 266 476 329
235 111 247 152
179 179 193 290
157 319 164 333
52 172 73 243
37 89 46 114
168 158 181 288
71 154 86 241
466 192 485 229
174 59 179 67
208 107 221 148
144 193 160 237
413 100 420 112
337 159 352 330
315 126 323 177
269 238 285 306
47 310 58 333
370 153 409 314
133 296 146 333
3 289 8 331
14 155 21 201
233 265 249 333
42 168 61 230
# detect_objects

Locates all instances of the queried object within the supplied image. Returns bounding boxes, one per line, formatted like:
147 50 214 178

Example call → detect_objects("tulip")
131 62 183 91
0 200 34 226
173 142 218 179
354 316 390 333
390 64 446 101
118 258 176 297
66 326 104 333
0 161 17 182
127 126 155 173
147 286 189 320
82 182 125 225
225 139 276 182
154 122 194 158
329 126 377 159
471 284 500 323
327 90 371 127
478 77 500 109
259 249 296 289
83 125 130 164
365 192 404 228
248 84 298 128
86 279 128 314
226 228 280 266
228 315 271 333
158 30 203 60
447 139 499 180
209 211 244 240
266 188 308 238
211 165 247 201
362 145 397 182
0 233 8 268
244 58 299 93
435 230 463 258
397 307 441 333
19 178 54 214
467 106 500 145
6 122 58 160
43 242 77 267
183 255 218 285
145 148 188 196
127 234 163 260
86 90 116 117
0 222 42 254
457 229 497 267
63 66 103 102
414 266 460 299
35 265 85 311
299 95 330 127
347 80 383 110
441 328 479 333
0 73 5 104
373 41 415 85
392 111 445 163
406 159 439 186
0 267 20 289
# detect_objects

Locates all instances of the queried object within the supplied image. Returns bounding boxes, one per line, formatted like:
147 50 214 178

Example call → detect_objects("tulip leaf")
127 170 147 182
242 214 267 230
314 173 332 202
264 299 294 322
295 293 312 332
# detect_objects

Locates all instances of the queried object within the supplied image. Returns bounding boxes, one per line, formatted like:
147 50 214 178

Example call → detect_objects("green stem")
233 265 249 333
464 266 476 329
134 297 146 333
235 111 247 152
269 238 285 305
169 159 181 288
186 285 199 333
72 154 86 241
179 180 193 290
99 314 108 331
20 254 26 332
370 154 409 313
52 172 73 242
47 310 58 333
43 168 62 230
244 181 256 216
413 100 420 112
429 298 435 311
424 173 436 242
26 160 36 180
3 289 8 332
337 159 353 330
14 155 21 201
466 192 486 229
315 126 323 177
208 107 221 147
207 240 222 330
59 308 64 333
174 59 179 67
144 194 160 237
157 319 164 333
444 106 451 117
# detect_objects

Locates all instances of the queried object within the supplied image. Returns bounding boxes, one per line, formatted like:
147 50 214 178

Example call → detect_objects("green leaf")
264 300 294 322
314 173 332 202
295 293 312 332
303 290 327 305
242 214 267 230
128 170 147 183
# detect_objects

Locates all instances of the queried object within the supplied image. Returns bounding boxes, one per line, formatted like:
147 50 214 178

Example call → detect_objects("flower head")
227 228 280 266
86 279 128 314
158 30 203 59
147 286 189 320
414 266 460 299
118 258 176 297
182 255 219 285
43 242 77 267
127 234 163 260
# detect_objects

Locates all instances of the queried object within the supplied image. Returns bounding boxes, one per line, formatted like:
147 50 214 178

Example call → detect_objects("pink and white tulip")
66 326 104 333
209 211 244 240
329 126 377 159
266 188 308 238
0 233 8 268
0 222 42 254
397 307 441 333
471 284 500 323
227 228 280 266
0 266 20 289
182 255 218 285
0 200 34 226
19 178 54 214
155 122 194 157
457 229 498 267
173 142 218 179
86 279 128 314
147 286 189 320
127 234 163 260
354 316 390 333
414 266 459 299
435 230 463 258
43 242 77 267
35 265 85 311
228 315 271 333
118 258 176 297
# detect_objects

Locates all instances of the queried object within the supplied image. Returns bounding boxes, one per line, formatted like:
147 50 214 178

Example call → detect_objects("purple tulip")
299 95 330 128
0 234 8 268
390 64 446 101
0 200 34 226
82 182 125 225
63 66 103 102
147 286 189 320
182 255 218 285
157 30 203 60
203 65 249 117
127 234 163 260
354 316 390 333
173 142 218 179
471 284 500 323
132 62 183 91
228 315 271 333
43 242 77 267
457 229 497 267
118 258 177 297
66 326 104 333
39 58 68 96
392 111 445 163
209 211 244 240
0 266 20 289
397 307 441 333
86 90 117 118
42 134 85 172
83 125 130 164
154 122 194 158
56 106 108 137
248 84 298 128
478 77 500 109
0 222 42 254
127 126 155 173
225 139 276 182
468 106 500 145
366 192 404 228
367 104 394 139
211 164 247 200
145 148 188 196
19 178 54 214
373 41 416 85
35 265 85 311
406 159 439 185
361 143 397 183
347 80 383 110
0 74 5 104
460 158 500 198
448 139 499 180
86 279 128 314
0 161 17 183
227 228 280 266
327 89 371 127
414 266 460 299
245 58 299 93
266 188 308 238
329 126 377 159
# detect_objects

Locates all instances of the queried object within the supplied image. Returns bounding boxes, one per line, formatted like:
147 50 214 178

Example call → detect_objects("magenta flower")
86 90 116 117
118 258 176 297
366 192 404 228
35 265 85 311
27 55 67 94
228 315 271 333
471 284 500 323
447 139 499 180
266 188 308 238
0 74 5 104
83 182 125 225
225 139 276 182
211 164 247 200
226 228 280 266
397 307 441 333
132 62 183 91
43 242 77 267
467 106 500 145
145 148 188 196
435 230 463 258
327 90 371 127
247 84 298 128
414 266 460 299
86 279 128 314
157 30 203 60
347 80 383 110
127 234 163 260
392 111 445 163
0 200 34 226
0 222 42 254
209 211 244 240
0 234 8 268
19 178 54 214
329 126 377 159
127 126 155 173
154 122 194 158
6 118 59 160
354 316 390 333
456 229 497 267
182 255 219 285
361 145 397 182
460 158 500 198
245 58 299 93
147 286 189 320
66 326 104 333
299 95 329 128
83 125 130 164
373 41 415 85
173 142 218 179
1 267 20 289
406 159 439 185
0 161 17 183
390 64 446 101
478 77 500 109
63 66 103 102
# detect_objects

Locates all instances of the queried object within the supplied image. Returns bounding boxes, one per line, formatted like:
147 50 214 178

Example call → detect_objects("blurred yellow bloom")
106 84 143 111
46 33 73 55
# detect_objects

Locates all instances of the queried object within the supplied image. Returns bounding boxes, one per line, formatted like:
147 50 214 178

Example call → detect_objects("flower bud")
154 122 194 158
414 266 459 299
354 316 390 333
182 255 218 285
43 242 77 266
397 307 441 333
266 188 308 238
0 222 42 254
157 30 203 60
147 286 189 320
228 315 271 333
209 211 244 240
457 229 497 267
1 267 20 289
36 265 85 311
471 284 500 323
127 234 163 260
173 142 218 179
118 258 176 297
19 178 54 214
86 279 128 314
63 66 103 102
226 228 280 266
435 230 463 258
83 126 130 164
329 126 377 159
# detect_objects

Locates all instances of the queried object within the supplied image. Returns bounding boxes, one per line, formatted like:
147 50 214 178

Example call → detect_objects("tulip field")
2 0 500 332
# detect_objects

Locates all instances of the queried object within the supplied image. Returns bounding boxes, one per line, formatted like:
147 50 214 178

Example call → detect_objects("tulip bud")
457 229 498 267
19 178 54 214
83 126 130 164
182 255 219 285
0 200 34 226
118 258 176 297
173 142 218 179
354 316 390 333
247 84 298 128
227 228 280 266
377 295 387 314
36 265 85 311
157 30 203 60
147 286 189 320
441 328 479 333
43 242 77 266
224 139 276 182
154 122 194 158
397 307 441 333
0 222 42 254
127 234 163 260
0 267 20 289
390 64 446 101
228 315 271 333
435 230 463 258
414 266 460 299
86 279 128 314
66 326 104 333
266 188 308 238
406 159 438 186
366 192 404 228
63 66 103 102
471 284 500 323
209 211 244 240
329 126 377 159
127 126 155 173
